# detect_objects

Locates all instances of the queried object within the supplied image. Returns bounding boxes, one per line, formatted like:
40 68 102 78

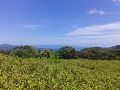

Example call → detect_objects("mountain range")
0 44 15 51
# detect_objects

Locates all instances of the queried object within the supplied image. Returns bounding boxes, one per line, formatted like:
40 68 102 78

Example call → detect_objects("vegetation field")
0 54 120 90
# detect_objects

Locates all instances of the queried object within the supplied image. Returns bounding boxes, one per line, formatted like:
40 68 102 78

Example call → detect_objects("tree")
0 50 10 55
111 45 120 49
40 49 52 59
58 46 77 59
51 51 59 60
11 45 39 58
78 47 116 60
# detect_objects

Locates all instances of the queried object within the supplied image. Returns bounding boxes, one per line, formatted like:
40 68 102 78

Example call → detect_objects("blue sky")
0 0 120 46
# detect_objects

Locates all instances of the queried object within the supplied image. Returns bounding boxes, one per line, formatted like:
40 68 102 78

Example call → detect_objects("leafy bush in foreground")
0 54 120 90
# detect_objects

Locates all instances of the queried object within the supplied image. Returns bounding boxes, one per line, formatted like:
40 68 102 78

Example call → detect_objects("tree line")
0 45 120 60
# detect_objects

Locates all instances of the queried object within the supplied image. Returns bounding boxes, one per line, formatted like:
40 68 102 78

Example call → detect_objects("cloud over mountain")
67 22 120 36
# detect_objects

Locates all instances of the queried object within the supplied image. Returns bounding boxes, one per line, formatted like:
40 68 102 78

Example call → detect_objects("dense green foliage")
58 46 77 59
58 46 120 60
0 54 120 90
1 45 120 60
111 45 120 49
78 47 116 60
40 49 52 58
11 45 39 58
0 50 10 55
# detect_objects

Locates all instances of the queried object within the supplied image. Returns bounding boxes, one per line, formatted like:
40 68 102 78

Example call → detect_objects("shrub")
40 49 52 59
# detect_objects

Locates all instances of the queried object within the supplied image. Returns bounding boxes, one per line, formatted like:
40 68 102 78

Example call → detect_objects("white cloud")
87 8 120 16
67 22 120 36
87 8 105 16
19 22 120 46
54 33 120 47
65 22 120 47
113 0 120 4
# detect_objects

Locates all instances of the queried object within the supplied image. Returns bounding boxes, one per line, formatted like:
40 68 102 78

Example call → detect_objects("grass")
0 54 120 90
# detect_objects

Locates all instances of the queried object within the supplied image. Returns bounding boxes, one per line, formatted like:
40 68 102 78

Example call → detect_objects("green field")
0 54 120 90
